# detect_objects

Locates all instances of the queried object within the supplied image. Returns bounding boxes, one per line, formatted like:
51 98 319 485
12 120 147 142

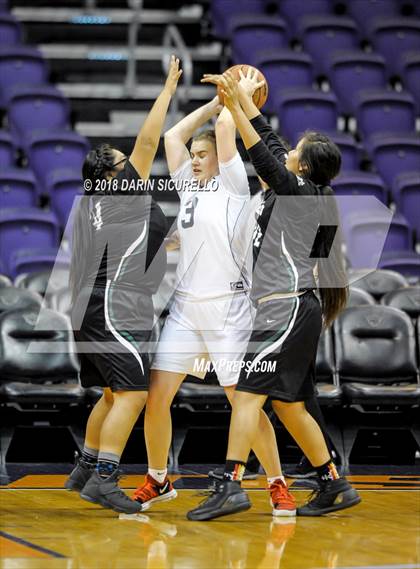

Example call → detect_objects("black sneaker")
283 457 316 479
80 469 143 514
187 480 251 521
297 478 361 516
208 467 258 481
64 453 95 492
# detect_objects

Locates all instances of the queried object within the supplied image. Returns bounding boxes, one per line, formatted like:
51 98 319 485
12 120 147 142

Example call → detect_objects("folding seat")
9 248 70 280
379 251 420 281
45 168 83 228
0 286 42 317
347 286 376 307
277 88 338 146
0 14 21 45
253 50 313 113
0 274 11 288
334 305 420 469
332 171 387 203
7 86 70 144
346 0 399 37
0 46 48 108
16 268 70 302
348 268 408 300
328 51 387 115
367 133 420 189
25 130 90 189
370 17 420 76
327 132 360 170
231 16 288 64
210 0 267 39
345 211 412 268
392 171 420 241
0 130 14 169
355 89 416 139
381 286 420 322
398 51 420 112
0 307 82 465
298 16 359 76
277 0 331 37
0 208 60 276
0 168 38 209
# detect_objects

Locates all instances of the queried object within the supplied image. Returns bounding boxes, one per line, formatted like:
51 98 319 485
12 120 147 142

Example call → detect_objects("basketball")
217 64 268 109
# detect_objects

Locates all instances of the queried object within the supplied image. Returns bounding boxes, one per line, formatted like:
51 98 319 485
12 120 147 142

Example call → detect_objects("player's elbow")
138 135 156 151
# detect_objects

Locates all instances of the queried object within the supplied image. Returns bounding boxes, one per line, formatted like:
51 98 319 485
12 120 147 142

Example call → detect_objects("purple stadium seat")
253 49 313 113
25 130 90 189
370 17 420 76
0 14 21 45
298 16 359 76
0 169 38 209
367 133 420 189
9 247 70 279
328 51 387 115
355 89 416 139
379 251 420 280
392 171 420 241
277 0 331 36
0 208 60 277
0 130 14 168
346 0 399 37
0 46 49 108
398 51 420 113
333 172 387 203
7 85 70 144
210 0 267 39
231 16 288 64
276 88 338 145
45 168 83 227
345 211 412 269
326 131 360 170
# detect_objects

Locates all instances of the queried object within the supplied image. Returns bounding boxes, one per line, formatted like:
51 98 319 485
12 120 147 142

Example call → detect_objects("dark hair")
191 129 217 152
299 132 347 326
69 143 118 303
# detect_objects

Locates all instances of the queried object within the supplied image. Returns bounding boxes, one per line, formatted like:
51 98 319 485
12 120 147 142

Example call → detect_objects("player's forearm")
133 87 172 154
238 90 261 121
230 104 260 150
165 99 219 144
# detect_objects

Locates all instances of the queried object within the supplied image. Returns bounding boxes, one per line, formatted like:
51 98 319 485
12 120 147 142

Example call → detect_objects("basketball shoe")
187 479 251 521
81 469 143 514
64 453 95 492
133 474 177 511
297 477 361 516
269 479 296 517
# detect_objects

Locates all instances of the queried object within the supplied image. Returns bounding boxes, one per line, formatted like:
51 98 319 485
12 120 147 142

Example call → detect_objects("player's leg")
272 399 360 515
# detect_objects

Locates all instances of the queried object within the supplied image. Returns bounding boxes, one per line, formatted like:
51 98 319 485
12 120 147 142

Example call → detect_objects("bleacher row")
0 267 419 470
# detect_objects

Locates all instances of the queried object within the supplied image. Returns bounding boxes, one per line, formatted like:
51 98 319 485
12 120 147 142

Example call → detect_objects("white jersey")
172 152 251 300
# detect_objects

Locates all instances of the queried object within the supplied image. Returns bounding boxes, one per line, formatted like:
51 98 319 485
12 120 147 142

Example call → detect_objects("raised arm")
215 106 237 163
164 96 221 173
129 55 182 180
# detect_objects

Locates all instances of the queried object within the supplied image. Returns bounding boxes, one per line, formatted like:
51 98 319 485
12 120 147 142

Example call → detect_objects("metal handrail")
125 0 143 97
162 24 193 124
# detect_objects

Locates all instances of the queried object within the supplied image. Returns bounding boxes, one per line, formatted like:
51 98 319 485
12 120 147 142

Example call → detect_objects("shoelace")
269 482 295 505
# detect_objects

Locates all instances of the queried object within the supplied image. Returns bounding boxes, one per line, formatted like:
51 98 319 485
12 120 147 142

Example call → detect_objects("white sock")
268 475 286 486
149 468 167 485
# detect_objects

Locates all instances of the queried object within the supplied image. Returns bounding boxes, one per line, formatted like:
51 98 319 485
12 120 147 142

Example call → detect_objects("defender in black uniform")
188 70 361 520
64 57 182 514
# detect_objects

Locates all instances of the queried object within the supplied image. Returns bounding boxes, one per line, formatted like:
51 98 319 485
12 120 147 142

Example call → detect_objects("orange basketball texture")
217 64 268 109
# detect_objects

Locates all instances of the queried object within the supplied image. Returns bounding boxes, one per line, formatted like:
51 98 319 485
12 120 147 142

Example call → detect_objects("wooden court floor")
1 474 419 569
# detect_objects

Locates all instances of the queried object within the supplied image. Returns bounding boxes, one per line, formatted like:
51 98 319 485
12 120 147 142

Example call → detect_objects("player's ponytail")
69 144 116 303
299 132 347 326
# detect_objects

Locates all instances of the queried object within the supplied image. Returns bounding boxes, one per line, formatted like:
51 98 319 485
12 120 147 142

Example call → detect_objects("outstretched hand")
238 66 265 98
164 55 183 95
201 72 240 112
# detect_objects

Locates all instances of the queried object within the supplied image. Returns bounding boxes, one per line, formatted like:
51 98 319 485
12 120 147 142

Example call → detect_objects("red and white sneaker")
269 479 296 517
133 474 177 511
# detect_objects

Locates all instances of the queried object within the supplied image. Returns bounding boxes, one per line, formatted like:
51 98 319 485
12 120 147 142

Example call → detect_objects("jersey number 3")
181 196 198 229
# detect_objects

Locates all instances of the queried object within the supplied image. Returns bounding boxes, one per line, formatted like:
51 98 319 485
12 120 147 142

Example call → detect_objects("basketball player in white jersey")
133 94 288 512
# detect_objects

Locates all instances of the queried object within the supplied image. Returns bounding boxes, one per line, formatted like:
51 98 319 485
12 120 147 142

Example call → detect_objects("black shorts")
72 286 153 392
236 291 322 402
